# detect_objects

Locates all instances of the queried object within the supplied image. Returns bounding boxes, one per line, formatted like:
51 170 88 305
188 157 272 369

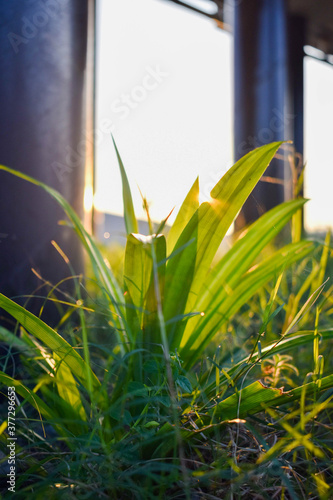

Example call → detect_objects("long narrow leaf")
211 375 333 421
182 241 316 366
179 198 307 348
124 233 166 343
204 329 333 397
167 177 199 254
0 164 128 351
0 371 56 428
164 142 284 331
0 294 100 391
112 135 138 235
54 352 87 422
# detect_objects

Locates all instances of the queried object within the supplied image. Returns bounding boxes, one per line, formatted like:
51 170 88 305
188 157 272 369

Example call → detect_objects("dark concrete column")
286 15 306 199
233 0 289 230
0 0 90 326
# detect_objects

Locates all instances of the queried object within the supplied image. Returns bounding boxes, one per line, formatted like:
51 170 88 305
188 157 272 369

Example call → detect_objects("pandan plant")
0 141 332 498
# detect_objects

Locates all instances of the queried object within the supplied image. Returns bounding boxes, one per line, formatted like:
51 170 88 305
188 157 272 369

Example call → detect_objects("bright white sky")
304 57 333 231
95 0 333 232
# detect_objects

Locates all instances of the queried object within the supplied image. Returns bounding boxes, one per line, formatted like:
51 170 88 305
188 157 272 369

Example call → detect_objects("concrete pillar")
0 0 90 326
233 0 289 230
287 15 306 198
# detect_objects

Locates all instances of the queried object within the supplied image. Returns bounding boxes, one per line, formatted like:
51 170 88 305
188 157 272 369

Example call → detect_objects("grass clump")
0 141 332 499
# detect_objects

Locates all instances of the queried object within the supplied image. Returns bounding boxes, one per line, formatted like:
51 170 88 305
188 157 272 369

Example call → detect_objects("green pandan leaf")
167 176 199 255
112 135 138 235
124 232 166 337
179 198 307 350
183 241 315 367
164 142 283 342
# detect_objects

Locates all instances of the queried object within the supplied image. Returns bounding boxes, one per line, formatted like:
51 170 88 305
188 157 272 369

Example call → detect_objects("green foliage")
0 142 332 499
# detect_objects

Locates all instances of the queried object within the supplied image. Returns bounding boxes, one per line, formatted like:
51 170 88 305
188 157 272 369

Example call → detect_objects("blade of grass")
0 371 56 435
0 164 129 352
203 329 333 398
111 135 138 235
0 294 100 392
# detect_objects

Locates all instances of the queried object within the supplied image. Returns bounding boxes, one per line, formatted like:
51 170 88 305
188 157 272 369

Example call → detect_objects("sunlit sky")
95 0 333 231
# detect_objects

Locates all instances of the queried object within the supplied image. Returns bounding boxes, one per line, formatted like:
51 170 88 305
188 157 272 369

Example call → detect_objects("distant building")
94 212 166 246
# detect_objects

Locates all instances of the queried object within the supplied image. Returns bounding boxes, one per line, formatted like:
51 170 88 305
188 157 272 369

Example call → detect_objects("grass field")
0 142 332 499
